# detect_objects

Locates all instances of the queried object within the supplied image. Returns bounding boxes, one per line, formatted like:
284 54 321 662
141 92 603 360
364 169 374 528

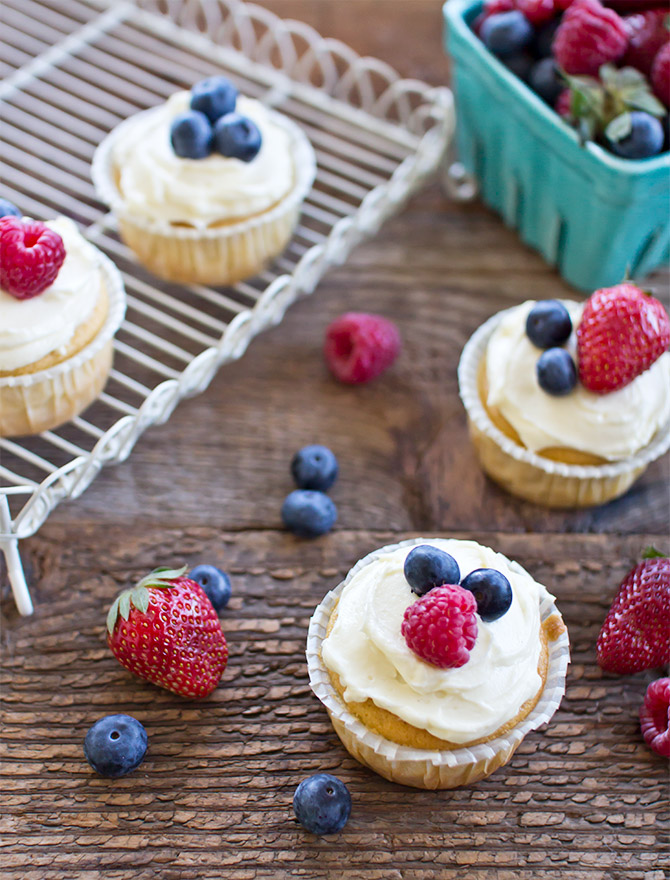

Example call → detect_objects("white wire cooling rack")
0 0 455 615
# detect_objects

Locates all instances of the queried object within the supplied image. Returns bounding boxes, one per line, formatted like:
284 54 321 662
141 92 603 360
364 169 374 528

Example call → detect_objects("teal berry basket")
443 0 670 292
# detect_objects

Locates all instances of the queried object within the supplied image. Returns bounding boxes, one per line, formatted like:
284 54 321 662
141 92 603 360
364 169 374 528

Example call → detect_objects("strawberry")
651 41 670 107
576 283 670 393
622 10 670 78
107 566 228 698
596 549 670 675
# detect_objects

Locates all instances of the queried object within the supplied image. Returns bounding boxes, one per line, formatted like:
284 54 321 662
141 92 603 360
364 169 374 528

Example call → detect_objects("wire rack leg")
0 497 33 616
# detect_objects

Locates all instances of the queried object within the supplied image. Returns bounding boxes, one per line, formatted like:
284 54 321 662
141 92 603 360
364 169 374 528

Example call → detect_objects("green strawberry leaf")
106 596 120 636
642 546 667 559
136 565 188 591
625 90 666 117
605 113 632 143
119 591 131 621
131 586 150 614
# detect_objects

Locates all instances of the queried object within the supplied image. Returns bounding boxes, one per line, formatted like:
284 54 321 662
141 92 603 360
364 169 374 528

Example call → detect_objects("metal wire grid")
0 0 453 610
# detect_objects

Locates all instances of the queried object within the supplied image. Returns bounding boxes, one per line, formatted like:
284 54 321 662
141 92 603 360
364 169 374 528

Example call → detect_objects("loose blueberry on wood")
536 347 578 395
281 490 337 538
291 445 339 492
170 111 213 159
404 545 461 596
526 300 573 349
461 568 513 622
293 774 351 834
83 714 148 778
189 564 231 612
190 76 238 124
214 113 262 162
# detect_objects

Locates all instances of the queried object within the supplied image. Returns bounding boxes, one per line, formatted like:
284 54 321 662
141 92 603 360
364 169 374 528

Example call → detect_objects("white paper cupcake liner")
458 310 670 508
91 106 316 285
0 251 126 436
306 538 571 789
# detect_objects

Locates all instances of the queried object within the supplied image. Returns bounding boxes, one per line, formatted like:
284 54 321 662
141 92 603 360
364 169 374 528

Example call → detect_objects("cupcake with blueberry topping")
92 77 316 285
458 285 670 507
0 206 125 436
307 538 569 789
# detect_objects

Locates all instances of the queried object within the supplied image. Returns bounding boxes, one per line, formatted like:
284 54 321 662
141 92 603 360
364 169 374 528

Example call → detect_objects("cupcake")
0 212 126 437
92 76 316 285
459 287 670 508
307 538 569 789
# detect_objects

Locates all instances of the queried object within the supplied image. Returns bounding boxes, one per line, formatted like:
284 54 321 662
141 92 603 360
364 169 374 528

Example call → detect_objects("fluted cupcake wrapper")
306 538 571 790
0 253 126 437
92 108 316 285
458 311 670 508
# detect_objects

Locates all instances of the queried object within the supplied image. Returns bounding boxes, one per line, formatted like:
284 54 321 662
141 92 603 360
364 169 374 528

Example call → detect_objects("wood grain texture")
1 0 669 878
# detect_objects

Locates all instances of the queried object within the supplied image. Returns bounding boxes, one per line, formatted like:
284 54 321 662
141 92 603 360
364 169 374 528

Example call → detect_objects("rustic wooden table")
2 2 669 879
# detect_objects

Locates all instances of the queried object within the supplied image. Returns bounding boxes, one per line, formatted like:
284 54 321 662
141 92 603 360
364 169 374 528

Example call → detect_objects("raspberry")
402 585 478 669
640 678 670 759
596 552 670 675
554 0 575 9
517 0 555 26
552 0 629 76
622 10 670 78
324 312 401 384
0 217 66 299
651 42 670 108
555 87 573 117
577 283 670 393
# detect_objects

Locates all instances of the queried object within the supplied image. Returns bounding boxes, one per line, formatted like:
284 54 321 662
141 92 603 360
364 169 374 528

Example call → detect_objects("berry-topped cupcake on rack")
0 201 125 437
92 75 316 285
458 283 670 507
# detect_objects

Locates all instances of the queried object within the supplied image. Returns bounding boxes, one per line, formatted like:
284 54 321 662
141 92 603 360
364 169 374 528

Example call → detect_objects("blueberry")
525 300 572 349
190 76 238 124
480 11 533 58
607 112 665 160
0 198 21 218
291 445 339 492
83 714 147 778
281 490 337 538
189 564 231 612
293 773 351 835
461 569 513 622
529 58 563 106
404 545 461 597
532 17 561 59
170 110 213 159
503 52 534 83
536 347 577 396
214 112 262 162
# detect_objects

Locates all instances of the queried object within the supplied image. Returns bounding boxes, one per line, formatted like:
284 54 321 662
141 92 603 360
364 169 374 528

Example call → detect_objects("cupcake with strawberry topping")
92 76 316 285
0 210 125 436
458 284 670 507
307 538 569 788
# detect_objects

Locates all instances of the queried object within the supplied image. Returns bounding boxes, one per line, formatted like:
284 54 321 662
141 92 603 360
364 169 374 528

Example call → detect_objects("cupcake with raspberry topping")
0 212 125 436
92 76 316 285
307 538 569 789
458 286 670 507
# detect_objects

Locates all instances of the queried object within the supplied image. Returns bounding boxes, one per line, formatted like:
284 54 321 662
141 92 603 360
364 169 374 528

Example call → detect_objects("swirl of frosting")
485 300 670 461
112 93 295 228
321 539 546 744
0 217 104 372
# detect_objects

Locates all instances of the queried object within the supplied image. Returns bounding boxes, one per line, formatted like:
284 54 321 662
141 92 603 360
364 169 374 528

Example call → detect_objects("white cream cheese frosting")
0 217 104 372
112 93 295 228
485 300 670 461
321 539 546 744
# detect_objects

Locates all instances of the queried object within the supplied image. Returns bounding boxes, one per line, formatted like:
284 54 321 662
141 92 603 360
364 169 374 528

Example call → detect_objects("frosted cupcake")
307 538 569 789
92 77 316 285
459 286 670 507
0 213 125 436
